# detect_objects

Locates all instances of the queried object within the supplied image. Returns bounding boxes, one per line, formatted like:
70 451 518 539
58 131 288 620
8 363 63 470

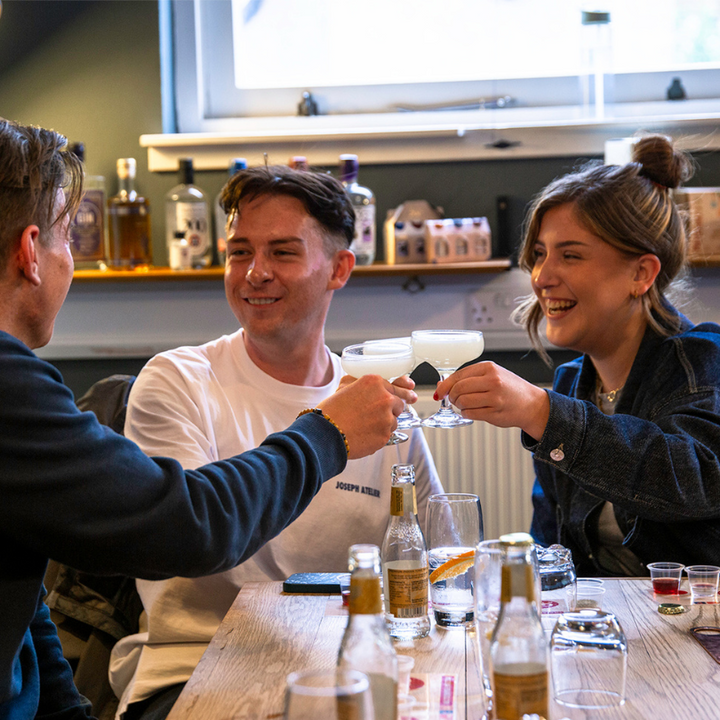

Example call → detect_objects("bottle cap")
179 158 194 185
116 158 136 179
338 154 359 183
658 603 685 615
69 142 85 163
229 158 247 175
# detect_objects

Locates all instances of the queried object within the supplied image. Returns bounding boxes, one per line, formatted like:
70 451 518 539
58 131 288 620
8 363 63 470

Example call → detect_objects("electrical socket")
467 290 518 331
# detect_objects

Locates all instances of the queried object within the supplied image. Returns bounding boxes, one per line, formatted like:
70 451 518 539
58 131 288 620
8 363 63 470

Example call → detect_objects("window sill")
140 99 720 171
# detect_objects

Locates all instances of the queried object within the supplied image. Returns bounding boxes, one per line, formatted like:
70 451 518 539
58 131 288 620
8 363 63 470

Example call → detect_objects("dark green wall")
3 0 720 399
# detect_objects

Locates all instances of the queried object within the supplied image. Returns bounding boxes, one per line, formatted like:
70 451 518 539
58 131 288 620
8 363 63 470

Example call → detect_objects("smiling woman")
436 133 720 577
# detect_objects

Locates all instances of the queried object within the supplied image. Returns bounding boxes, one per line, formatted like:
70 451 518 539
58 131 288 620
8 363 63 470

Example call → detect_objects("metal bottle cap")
658 603 685 615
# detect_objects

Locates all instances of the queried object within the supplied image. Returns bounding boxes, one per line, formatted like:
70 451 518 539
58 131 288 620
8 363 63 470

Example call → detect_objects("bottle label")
69 189 105 261
348 576 382 615
389 486 417 517
387 566 428 617
175 202 210 261
351 204 376 255
493 667 548 720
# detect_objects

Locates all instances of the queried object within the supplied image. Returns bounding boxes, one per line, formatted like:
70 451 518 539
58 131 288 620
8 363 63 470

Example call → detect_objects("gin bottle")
381 464 431 639
68 142 105 269
165 158 211 268
214 158 247 265
490 532 548 720
339 154 376 265
338 544 398 720
106 158 152 271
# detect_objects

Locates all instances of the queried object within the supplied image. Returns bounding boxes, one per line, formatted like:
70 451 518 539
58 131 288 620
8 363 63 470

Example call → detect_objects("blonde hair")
513 134 695 363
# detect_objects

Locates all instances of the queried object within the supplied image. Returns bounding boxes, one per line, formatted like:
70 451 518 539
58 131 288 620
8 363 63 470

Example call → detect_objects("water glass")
426 493 482 627
575 578 605 610
474 539 504 703
550 609 627 709
537 544 577 617
686 565 720 602
284 669 375 720
647 561 685 595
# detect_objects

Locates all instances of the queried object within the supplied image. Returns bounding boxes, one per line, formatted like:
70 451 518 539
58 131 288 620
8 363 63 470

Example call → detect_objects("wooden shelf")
71 259 513 283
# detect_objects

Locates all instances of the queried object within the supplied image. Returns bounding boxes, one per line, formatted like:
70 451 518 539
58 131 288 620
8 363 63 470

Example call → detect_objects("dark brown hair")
220 165 355 255
0 119 83 269
514 134 695 362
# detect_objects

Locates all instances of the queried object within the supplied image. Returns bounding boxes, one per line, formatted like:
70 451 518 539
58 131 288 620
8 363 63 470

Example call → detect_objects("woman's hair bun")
632 134 695 190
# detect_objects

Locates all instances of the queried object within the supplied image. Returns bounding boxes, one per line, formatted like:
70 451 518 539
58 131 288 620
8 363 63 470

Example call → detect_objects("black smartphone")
282 572 349 594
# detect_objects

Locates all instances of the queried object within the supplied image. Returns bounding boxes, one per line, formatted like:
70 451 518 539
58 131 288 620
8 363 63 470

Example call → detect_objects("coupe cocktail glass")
341 341 415 445
410 330 484 428
363 337 421 429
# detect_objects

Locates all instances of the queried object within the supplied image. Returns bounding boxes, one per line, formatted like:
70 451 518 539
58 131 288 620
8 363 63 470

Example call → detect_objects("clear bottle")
490 532 548 720
106 158 152 271
339 154 376 265
165 157 211 268
381 464 431 639
214 158 247 266
338 544 398 720
68 142 106 269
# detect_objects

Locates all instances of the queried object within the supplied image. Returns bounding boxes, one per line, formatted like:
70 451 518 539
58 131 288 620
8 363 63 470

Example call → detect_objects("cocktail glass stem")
422 370 473 428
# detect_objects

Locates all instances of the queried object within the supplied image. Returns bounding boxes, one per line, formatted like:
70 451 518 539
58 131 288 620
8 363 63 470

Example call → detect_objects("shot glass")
647 562 685 595
339 574 351 607
575 578 605 610
551 609 627 709
686 565 720 602
426 493 482 627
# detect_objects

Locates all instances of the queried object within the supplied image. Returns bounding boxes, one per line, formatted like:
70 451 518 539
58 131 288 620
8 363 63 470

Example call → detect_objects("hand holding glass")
411 330 484 428
341 341 415 445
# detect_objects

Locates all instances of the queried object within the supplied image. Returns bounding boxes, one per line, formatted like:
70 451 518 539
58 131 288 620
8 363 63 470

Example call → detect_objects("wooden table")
167 579 720 720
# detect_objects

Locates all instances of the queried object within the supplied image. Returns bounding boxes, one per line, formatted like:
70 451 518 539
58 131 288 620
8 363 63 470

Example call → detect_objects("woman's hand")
435 361 550 441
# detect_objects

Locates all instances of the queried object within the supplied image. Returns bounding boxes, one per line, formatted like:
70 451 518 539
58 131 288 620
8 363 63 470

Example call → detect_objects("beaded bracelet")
296 407 350 457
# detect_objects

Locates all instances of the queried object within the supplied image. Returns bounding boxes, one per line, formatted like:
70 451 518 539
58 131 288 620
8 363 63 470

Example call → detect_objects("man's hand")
435 361 550 441
318 375 414 458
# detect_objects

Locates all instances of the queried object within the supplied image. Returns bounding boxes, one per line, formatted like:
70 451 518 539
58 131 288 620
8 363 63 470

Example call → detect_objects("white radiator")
415 393 536 541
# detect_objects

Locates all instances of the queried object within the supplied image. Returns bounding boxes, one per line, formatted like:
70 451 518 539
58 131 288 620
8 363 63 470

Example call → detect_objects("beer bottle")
381 463 430 639
338 544 398 720
490 532 548 720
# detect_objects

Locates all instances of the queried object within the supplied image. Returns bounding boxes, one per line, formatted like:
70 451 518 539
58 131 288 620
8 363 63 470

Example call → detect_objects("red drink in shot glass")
647 562 685 595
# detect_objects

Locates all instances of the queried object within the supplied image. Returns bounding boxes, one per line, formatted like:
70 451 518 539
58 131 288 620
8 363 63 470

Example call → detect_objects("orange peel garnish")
429 550 475 584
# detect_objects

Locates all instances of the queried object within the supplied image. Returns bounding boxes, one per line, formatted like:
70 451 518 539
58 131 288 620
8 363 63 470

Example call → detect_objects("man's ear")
328 248 355 290
18 226 42 286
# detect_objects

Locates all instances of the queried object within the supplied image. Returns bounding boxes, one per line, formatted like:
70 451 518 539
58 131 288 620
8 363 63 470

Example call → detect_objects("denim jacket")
525 311 720 576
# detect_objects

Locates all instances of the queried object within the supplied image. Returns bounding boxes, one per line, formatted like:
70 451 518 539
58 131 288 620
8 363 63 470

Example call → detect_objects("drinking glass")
647 561 685 595
537 544 577 617
284 668 375 720
341 341 415 445
410 330 484 428
550 609 627 709
474 539 504 705
686 565 720 602
363 337 421 429
426 493 483 627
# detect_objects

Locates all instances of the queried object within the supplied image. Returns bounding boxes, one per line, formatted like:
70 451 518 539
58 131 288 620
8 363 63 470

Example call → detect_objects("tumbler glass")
550 609 627 709
426 493 483 627
284 669 375 720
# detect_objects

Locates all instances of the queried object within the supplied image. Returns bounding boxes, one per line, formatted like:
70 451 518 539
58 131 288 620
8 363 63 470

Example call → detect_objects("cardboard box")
384 200 443 264
674 187 720 260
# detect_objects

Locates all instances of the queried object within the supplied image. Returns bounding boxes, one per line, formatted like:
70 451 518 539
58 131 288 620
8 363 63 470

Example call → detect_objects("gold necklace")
596 376 624 404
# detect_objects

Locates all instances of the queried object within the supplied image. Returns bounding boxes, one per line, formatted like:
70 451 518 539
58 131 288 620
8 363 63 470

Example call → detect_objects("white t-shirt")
109 329 442 715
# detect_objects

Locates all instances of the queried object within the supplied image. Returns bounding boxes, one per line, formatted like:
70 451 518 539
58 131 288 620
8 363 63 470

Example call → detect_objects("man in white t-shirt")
109 166 443 720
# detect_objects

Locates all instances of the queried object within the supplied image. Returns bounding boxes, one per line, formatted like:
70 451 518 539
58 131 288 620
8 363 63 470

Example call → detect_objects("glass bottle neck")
390 480 417 519
117 175 137 200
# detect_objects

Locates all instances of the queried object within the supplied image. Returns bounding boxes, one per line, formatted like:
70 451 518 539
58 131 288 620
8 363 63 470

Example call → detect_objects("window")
169 0 720 132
